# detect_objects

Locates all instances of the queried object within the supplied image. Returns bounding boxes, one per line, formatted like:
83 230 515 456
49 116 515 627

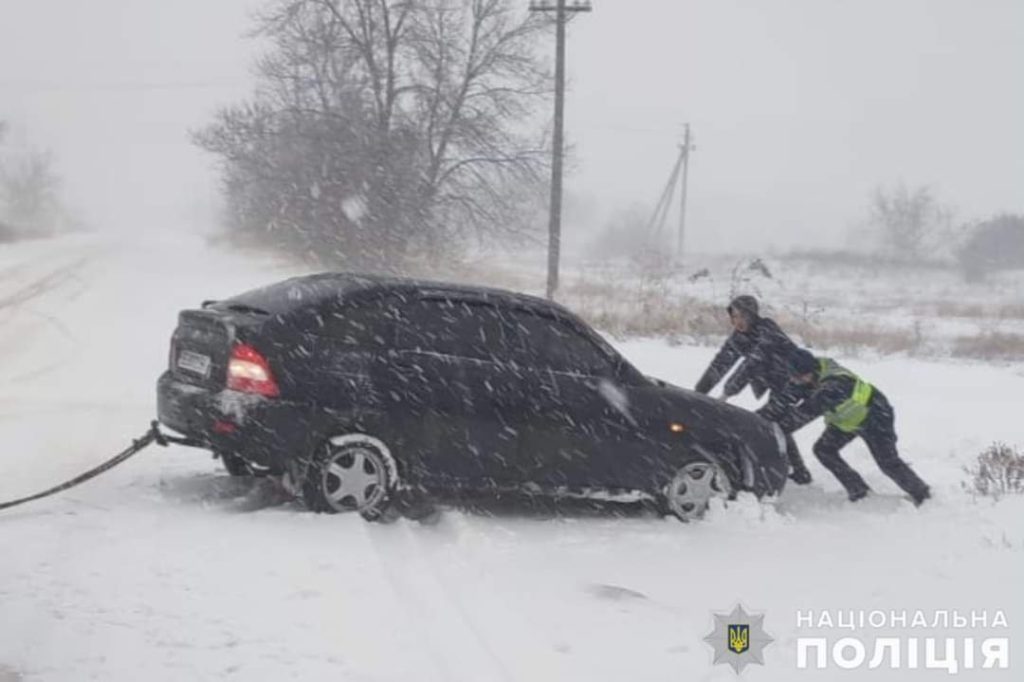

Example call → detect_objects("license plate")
177 350 212 377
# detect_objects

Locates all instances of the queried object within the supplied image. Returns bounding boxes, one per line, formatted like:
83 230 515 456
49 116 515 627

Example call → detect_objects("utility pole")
530 0 592 300
646 149 685 243
677 122 694 264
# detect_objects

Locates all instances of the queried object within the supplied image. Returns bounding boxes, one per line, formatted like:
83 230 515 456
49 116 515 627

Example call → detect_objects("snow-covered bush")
958 213 1024 282
869 183 954 261
963 443 1024 499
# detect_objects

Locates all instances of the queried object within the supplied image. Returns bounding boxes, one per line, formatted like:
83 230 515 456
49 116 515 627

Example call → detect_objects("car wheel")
220 451 251 477
662 460 732 522
302 435 394 521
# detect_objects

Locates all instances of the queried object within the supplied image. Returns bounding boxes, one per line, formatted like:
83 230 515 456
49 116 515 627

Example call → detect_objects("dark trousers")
757 387 808 473
812 393 929 499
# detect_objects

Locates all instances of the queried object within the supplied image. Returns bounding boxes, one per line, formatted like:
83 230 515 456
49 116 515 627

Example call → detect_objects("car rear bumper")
157 371 314 471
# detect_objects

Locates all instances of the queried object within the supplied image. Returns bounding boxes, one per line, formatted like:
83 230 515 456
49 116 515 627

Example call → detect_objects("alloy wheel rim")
667 461 730 520
321 446 386 512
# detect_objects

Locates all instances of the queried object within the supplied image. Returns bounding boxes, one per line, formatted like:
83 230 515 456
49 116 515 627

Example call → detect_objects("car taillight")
226 343 280 397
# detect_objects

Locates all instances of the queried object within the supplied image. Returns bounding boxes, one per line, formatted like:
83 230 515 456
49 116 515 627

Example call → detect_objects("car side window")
317 296 397 349
394 297 509 362
505 309 617 376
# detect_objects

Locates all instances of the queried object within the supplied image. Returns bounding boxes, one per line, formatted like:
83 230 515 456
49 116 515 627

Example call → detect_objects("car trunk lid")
169 305 269 389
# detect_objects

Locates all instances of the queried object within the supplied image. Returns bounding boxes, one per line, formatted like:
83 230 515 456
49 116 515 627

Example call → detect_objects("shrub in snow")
958 213 1024 282
869 183 953 261
963 443 1024 499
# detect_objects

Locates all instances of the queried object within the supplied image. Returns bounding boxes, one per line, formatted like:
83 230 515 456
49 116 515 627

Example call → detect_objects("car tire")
220 451 251 477
662 459 732 522
302 434 395 521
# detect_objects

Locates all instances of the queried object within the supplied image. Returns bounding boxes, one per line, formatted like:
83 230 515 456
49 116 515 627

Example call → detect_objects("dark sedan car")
157 273 788 521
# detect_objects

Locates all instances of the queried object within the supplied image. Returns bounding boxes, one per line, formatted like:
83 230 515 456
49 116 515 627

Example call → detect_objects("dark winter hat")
788 348 819 376
727 295 759 320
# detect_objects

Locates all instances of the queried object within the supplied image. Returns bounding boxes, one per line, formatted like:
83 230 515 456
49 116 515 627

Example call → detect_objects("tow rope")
0 421 198 512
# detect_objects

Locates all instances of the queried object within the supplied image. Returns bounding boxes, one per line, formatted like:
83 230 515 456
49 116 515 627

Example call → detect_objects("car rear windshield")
224 277 344 315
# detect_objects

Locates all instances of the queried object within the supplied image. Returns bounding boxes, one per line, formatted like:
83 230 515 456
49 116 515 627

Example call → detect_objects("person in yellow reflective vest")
785 349 931 505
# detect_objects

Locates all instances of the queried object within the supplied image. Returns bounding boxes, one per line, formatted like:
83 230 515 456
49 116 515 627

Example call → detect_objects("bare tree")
0 148 62 236
197 0 550 269
870 183 952 260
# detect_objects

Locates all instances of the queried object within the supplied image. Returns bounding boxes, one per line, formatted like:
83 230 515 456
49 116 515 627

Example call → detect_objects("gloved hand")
789 466 812 485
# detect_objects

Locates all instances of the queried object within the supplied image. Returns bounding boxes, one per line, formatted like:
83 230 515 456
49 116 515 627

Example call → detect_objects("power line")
0 79 247 94
575 122 682 137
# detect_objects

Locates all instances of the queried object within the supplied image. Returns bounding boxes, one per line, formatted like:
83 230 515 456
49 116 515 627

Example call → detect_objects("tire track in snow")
363 518 515 682
401 518 518 682
0 261 34 289
0 255 93 312
0 253 97 385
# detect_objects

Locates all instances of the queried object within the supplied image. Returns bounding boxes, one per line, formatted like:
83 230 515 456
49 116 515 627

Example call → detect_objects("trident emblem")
728 624 750 654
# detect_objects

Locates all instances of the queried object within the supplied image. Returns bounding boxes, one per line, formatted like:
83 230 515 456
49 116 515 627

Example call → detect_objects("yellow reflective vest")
818 358 874 433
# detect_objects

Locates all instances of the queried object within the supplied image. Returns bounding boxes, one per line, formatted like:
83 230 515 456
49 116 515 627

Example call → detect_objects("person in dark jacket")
784 349 931 505
695 295 812 484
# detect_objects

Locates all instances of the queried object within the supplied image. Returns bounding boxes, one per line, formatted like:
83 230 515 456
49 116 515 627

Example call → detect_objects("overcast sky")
1 0 1021 252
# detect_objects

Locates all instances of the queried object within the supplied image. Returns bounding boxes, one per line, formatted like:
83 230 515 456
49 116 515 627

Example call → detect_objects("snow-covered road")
1 234 1021 681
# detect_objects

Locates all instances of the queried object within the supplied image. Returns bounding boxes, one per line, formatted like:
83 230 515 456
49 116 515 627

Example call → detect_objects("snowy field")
460 245 1024 362
0 233 1022 681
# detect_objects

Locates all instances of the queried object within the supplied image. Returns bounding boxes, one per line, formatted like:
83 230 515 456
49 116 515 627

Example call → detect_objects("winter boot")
789 464 812 485
848 487 870 502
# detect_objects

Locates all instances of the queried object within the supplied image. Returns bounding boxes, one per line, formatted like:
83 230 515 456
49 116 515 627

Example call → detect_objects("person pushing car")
695 295 812 484
784 348 931 505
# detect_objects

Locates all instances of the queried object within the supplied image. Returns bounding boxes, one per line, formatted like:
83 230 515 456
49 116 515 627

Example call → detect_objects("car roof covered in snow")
224 271 570 318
